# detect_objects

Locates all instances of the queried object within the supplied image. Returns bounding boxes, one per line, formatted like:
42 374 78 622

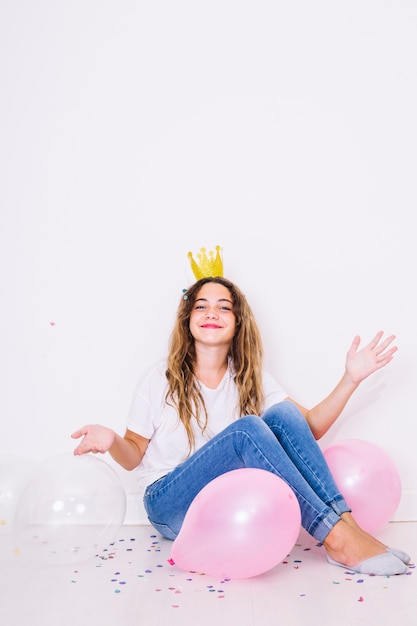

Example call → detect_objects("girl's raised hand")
345 331 398 385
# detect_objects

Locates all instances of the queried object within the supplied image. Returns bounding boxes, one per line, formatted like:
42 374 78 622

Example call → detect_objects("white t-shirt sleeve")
125 361 193 487
126 361 169 438
262 370 289 411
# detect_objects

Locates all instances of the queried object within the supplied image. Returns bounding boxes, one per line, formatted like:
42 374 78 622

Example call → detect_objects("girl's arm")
71 425 150 471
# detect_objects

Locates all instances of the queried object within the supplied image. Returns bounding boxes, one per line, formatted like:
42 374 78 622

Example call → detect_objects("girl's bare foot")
340 512 387 550
323 518 385 568
323 517 408 575
340 512 411 564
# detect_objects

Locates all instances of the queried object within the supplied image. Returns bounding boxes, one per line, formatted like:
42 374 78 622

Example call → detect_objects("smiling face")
189 281 237 349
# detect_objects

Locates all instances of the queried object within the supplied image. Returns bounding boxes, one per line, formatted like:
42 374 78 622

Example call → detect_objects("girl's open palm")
71 424 116 455
345 331 397 385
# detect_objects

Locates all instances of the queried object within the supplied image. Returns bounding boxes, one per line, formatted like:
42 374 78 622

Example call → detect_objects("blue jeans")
143 401 351 543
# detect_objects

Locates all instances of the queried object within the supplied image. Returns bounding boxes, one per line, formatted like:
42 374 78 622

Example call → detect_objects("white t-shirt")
126 360 288 488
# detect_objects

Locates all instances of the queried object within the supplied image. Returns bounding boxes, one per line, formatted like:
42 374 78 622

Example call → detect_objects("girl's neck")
194 348 229 389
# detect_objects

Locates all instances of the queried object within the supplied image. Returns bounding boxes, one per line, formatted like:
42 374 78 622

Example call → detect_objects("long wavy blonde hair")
165 277 265 452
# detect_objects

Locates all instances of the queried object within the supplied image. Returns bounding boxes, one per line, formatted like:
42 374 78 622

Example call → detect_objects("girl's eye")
193 304 233 312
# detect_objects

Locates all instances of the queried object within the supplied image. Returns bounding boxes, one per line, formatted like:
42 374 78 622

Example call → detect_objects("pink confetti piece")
358 596 364 602
167 558 175 565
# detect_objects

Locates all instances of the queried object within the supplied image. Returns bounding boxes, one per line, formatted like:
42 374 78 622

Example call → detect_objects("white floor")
1 522 415 626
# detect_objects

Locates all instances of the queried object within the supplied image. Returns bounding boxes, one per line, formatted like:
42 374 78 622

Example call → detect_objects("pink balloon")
170 468 301 579
324 439 402 534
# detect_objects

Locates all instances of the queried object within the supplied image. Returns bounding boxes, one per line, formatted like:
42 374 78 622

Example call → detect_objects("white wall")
1 1 416 523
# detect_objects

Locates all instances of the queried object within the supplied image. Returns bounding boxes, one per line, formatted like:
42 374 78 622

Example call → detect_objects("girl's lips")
201 324 222 329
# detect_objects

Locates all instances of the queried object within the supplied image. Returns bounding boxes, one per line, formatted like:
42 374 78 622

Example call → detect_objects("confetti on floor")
54 528 414 612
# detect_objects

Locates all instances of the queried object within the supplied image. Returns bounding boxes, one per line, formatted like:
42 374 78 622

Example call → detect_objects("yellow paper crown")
188 245 223 280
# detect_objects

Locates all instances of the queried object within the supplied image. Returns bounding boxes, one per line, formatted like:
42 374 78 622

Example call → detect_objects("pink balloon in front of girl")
170 468 301 579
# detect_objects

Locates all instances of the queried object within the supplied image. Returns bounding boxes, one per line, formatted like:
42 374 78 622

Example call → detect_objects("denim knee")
262 401 306 431
235 414 271 438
